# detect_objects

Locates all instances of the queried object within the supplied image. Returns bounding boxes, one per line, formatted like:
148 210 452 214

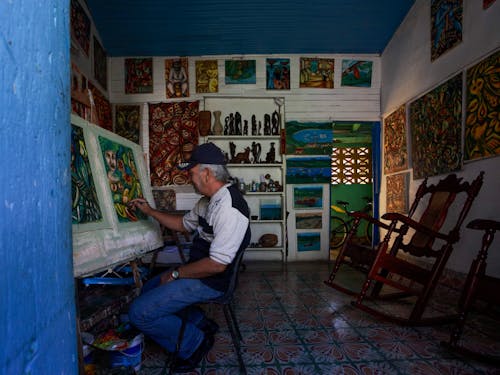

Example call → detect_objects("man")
128 142 250 371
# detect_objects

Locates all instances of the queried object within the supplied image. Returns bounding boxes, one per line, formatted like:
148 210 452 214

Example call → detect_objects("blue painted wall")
0 0 77 373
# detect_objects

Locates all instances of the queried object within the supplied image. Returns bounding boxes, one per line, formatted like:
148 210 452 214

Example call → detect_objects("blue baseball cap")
178 142 226 170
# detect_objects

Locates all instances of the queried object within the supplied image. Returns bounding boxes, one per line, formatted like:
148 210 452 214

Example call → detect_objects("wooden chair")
350 172 484 325
442 219 500 364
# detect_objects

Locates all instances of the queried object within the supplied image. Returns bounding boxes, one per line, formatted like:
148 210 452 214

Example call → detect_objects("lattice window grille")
331 147 372 185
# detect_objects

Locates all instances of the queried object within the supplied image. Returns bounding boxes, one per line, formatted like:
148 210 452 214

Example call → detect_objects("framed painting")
431 0 463 61
115 104 141 144
299 57 334 88
296 212 323 229
285 121 333 155
71 63 91 120
464 49 500 161
93 36 107 90
88 81 112 131
297 232 321 252
165 57 189 98
483 0 496 8
70 0 91 56
196 60 218 93
286 156 331 184
266 58 290 90
383 105 408 174
409 73 462 179
225 60 256 84
341 60 373 87
386 172 410 214
293 186 323 209
125 58 153 94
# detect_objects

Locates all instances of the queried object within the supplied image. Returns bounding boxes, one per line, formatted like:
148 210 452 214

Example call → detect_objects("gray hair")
199 163 230 183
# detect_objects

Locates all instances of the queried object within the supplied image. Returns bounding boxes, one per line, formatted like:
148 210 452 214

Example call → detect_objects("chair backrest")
404 172 484 257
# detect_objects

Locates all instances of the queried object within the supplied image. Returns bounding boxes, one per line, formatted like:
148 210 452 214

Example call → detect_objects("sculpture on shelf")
258 121 262 135
243 120 248 136
229 141 236 161
265 142 276 163
228 113 235 135
231 147 251 164
271 111 280 135
198 110 211 136
212 110 223 135
264 113 271 135
251 141 261 164
235 112 242 135
251 115 257 136
224 116 229 135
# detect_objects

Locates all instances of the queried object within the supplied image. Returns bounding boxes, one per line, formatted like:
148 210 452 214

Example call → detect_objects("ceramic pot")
212 110 223 135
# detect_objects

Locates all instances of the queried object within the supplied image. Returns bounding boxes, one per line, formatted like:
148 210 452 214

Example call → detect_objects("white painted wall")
381 0 500 275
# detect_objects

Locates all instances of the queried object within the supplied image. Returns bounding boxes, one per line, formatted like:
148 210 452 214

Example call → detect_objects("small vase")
212 110 223 135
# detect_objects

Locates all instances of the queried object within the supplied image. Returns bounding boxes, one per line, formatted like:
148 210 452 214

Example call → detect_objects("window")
331 147 372 185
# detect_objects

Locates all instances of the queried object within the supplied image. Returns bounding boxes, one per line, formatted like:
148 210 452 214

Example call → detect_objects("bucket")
107 333 144 372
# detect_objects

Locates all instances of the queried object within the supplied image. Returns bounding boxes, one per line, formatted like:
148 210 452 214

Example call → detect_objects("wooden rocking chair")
351 172 484 325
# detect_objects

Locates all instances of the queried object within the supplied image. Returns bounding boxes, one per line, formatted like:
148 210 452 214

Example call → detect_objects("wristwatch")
171 268 180 280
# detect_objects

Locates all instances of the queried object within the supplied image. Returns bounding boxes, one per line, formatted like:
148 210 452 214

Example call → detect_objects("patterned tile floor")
136 262 500 375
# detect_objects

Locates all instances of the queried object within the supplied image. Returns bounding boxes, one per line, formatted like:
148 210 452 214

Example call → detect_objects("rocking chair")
351 172 484 325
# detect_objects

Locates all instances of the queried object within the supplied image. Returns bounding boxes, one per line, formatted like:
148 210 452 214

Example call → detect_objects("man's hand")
128 198 152 215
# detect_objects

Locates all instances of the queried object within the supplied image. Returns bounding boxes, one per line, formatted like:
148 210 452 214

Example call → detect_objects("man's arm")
129 198 185 232
161 257 227 283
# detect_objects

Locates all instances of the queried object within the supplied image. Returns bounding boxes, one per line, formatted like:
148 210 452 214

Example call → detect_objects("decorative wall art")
341 60 373 87
152 189 176 211
293 186 323 209
115 105 141 144
70 0 91 56
88 81 112 131
386 172 410 214
165 58 189 98
383 105 408 174
332 121 373 144
125 58 153 94
431 0 463 61
286 156 331 184
285 121 333 155
149 101 199 186
266 58 290 90
98 136 147 222
71 124 102 224
297 232 321 252
299 57 334 88
71 63 91 120
464 49 500 161
93 36 107 90
195 60 218 93
225 60 256 84
409 73 462 179
296 212 323 229
483 0 496 9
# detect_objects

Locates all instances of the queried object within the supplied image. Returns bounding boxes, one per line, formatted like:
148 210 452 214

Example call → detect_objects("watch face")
172 270 179 279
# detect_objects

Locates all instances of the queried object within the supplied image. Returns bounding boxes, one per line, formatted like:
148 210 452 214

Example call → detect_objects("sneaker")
173 333 215 373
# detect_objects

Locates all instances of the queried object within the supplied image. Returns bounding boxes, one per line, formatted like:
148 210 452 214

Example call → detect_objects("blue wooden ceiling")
86 0 415 57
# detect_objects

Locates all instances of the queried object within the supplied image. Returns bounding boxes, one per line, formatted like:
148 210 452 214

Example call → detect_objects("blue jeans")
128 272 223 359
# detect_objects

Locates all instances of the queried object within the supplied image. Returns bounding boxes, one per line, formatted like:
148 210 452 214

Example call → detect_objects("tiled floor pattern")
136 262 500 374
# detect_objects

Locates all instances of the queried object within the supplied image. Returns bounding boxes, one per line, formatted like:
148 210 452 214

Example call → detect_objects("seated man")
128 143 250 371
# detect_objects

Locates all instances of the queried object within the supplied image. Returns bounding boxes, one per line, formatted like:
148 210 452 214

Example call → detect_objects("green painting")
285 121 333 155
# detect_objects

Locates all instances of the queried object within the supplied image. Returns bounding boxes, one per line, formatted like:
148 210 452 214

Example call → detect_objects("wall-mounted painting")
98 136 147 222
88 81 112 131
483 0 496 9
286 156 331 184
70 0 90 56
386 172 410 214
285 121 333 155
152 189 176 211
409 73 462 179
293 186 323 209
165 57 189 98
297 232 321 252
266 58 290 90
125 58 153 94
341 60 373 87
93 36 107 90
71 63 91 120
383 105 408 174
115 104 141 144
296 212 323 229
431 0 463 61
196 60 218 93
464 49 500 161
299 57 334 88
225 60 256 84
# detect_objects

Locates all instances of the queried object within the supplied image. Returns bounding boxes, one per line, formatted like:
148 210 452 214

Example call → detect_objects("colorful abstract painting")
115 105 141 144
266 58 290 90
285 121 333 155
70 0 91 56
88 81 112 131
98 136 147 222
225 60 256 84
293 186 323 209
384 105 408 174
386 172 410 214
297 232 321 252
149 101 199 186
165 58 189 98
299 58 334 88
431 0 463 61
93 37 107 90
125 58 153 94
409 73 462 179
286 157 331 184
341 60 373 87
71 125 102 224
464 50 500 161
152 189 176 211
296 212 323 229
195 60 218 93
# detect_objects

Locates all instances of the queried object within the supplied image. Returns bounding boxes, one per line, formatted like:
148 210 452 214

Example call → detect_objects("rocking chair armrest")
348 211 392 230
382 212 450 240
467 218 500 232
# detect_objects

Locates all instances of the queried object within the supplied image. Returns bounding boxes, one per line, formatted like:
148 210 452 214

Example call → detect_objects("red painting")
125 58 154 94
88 81 112 131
